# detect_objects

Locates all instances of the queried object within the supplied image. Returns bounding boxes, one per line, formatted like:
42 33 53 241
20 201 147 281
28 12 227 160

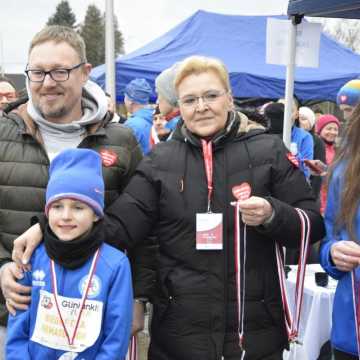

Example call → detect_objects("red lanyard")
201 139 213 212
50 248 100 346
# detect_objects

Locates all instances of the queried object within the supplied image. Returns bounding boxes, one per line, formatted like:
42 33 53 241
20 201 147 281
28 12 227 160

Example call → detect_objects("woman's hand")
330 240 360 272
0 262 31 315
12 223 43 270
237 196 273 226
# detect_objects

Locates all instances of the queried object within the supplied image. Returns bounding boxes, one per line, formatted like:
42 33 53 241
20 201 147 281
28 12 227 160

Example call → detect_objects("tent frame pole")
105 0 116 101
283 15 303 149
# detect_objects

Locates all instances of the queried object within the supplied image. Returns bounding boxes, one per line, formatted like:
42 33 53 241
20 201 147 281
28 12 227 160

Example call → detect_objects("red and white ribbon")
232 182 252 358
150 126 160 148
234 201 247 357
275 208 311 343
126 335 138 360
50 248 100 347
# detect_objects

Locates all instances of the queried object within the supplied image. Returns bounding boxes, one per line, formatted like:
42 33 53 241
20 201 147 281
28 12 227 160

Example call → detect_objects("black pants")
334 348 358 360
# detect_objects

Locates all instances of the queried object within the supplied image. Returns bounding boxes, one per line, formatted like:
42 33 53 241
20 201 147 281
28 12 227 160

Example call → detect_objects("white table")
283 264 337 360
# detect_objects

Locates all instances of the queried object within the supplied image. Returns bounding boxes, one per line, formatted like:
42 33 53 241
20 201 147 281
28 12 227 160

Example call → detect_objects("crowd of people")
0 23 360 360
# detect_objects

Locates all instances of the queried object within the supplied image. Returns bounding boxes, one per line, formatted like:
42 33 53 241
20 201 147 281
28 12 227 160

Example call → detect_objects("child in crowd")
150 105 172 147
6 148 133 360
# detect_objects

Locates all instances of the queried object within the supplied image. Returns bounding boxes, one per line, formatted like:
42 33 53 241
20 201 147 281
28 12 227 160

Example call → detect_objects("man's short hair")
29 25 87 63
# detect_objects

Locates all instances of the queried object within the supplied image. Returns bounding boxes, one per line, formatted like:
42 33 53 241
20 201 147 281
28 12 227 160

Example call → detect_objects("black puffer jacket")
105 111 325 360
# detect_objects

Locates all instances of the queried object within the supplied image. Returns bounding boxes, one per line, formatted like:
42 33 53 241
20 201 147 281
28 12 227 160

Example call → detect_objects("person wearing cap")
298 106 326 200
149 105 171 147
155 64 180 133
265 102 314 179
124 78 154 155
316 114 341 213
298 106 316 132
337 79 360 122
6 148 133 359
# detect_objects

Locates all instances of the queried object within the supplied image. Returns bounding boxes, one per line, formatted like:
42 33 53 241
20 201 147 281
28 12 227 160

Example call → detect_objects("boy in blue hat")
6 149 133 359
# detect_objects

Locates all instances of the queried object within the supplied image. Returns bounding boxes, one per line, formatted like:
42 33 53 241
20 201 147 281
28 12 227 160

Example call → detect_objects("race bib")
31 290 103 352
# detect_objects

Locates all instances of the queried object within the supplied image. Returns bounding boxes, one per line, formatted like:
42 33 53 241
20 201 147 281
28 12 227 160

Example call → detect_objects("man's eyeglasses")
25 62 85 83
178 90 228 108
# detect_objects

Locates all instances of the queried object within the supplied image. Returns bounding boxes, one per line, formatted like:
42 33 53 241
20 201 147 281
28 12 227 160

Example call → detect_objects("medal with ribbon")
231 182 252 358
275 208 311 345
50 248 101 350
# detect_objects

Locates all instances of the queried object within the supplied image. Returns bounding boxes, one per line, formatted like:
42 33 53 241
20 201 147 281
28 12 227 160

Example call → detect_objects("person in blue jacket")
6 148 133 360
320 108 360 360
265 101 314 180
124 78 154 155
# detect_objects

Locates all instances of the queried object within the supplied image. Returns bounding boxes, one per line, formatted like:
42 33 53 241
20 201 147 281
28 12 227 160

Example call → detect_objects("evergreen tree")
80 5 104 66
112 16 125 56
47 0 77 28
80 4 125 67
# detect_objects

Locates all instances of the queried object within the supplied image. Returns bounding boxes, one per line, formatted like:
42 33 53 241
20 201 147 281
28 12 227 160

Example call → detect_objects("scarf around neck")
44 221 104 270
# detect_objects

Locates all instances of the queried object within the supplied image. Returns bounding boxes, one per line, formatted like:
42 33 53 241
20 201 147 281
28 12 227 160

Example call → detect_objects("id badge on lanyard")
196 212 223 250
196 140 223 250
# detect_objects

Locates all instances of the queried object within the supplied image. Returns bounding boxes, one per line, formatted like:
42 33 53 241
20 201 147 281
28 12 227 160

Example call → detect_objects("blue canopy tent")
91 10 360 104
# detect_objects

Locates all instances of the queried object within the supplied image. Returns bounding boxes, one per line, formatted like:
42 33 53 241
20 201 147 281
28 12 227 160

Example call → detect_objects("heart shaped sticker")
232 182 251 201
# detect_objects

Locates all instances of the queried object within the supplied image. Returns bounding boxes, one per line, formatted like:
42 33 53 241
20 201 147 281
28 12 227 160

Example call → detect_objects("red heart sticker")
232 182 251 201
99 149 118 167
287 152 299 168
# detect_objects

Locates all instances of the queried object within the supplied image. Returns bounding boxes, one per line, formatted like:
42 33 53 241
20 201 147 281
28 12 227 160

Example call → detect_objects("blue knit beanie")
337 79 360 106
125 78 152 104
45 149 104 218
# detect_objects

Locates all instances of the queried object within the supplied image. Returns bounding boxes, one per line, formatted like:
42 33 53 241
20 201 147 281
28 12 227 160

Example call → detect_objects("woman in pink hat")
316 114 341 213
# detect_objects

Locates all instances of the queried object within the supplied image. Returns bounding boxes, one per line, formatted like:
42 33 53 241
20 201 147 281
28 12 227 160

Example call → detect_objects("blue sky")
0 0 288 73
